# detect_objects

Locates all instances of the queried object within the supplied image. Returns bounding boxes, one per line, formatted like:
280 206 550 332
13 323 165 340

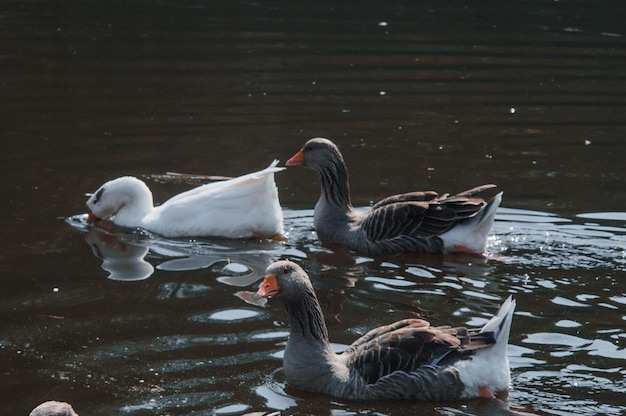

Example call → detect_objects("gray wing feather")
361 186 496 249
363 365 464 401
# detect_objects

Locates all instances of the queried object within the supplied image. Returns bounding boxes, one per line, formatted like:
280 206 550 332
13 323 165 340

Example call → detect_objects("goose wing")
343 319 466 385
163 160 283 205
361 185 497 242
370 191 439 209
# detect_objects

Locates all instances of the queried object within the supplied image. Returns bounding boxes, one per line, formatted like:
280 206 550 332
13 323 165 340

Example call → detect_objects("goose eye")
93 188 105 204
283 266 290 274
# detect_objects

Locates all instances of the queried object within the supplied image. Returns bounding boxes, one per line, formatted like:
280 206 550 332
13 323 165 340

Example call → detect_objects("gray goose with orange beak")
255 260 516 401
286 138 502 255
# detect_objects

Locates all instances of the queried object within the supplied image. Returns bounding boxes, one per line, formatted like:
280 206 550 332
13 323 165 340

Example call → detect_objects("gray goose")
29 401 79 416
255 260 516 401
286 138 502 255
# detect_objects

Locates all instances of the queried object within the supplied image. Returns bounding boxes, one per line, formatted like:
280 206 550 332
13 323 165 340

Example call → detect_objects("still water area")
2 1 626 415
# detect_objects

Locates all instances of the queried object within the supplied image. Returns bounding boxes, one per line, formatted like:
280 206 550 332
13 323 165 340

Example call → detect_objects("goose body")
286 138 502 255
29 401 78 416
85 160 284 239
255 260 516 401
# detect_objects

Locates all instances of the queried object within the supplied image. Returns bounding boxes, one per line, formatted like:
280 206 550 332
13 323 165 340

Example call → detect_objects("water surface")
2 1 625 415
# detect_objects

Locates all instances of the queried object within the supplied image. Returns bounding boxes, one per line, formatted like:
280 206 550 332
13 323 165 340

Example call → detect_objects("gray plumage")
29 401 78 416
286 138 502 255
255 260 515 401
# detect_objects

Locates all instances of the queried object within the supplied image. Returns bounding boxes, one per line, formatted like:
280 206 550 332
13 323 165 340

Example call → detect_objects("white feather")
457 296 516 397
440 192 503 253
86 160 284 238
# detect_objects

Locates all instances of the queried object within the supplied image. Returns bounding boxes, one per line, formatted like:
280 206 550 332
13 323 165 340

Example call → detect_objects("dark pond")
2 1 626 415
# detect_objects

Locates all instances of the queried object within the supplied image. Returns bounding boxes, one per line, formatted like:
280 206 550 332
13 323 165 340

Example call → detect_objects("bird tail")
480 295 515 340
471 191 502 241
457 296 516 397
476 295 516 376
440 191 502 253
266 159 286 173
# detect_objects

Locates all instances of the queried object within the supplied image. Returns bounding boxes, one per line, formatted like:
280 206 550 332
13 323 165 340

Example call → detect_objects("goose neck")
318 159 352 209
284 290 330 346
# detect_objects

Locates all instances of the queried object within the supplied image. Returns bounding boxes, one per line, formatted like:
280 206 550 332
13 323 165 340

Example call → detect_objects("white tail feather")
457 295 516 397
440 191 503 253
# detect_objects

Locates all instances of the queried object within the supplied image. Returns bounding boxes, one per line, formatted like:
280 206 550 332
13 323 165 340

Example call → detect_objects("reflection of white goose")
85 229 154 281
86 160 284 239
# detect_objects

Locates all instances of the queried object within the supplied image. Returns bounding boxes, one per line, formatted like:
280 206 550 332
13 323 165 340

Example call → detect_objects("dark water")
2 1 626 415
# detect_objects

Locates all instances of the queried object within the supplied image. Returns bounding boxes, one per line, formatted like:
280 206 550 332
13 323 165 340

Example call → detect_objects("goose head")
254 260 314 303
286 137 345 172
86 176 153 227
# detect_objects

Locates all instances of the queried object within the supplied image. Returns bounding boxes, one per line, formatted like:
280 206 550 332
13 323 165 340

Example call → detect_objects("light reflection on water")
3 1 626 414
53 206 626 415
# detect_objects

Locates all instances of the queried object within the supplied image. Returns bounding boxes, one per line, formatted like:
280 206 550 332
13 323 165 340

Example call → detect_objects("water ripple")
53 206 626 415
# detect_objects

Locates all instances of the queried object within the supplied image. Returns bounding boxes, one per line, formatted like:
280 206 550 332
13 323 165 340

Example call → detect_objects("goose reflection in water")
85 228 154 281
71 214 286 286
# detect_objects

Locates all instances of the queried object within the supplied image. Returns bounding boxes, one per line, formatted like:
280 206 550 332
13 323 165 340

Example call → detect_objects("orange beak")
86 208 97 224
286 148 305 166
85 205 104 225
254 273 280 299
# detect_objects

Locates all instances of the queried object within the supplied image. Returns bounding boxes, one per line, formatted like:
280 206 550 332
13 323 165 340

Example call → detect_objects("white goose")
85 160 284 239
